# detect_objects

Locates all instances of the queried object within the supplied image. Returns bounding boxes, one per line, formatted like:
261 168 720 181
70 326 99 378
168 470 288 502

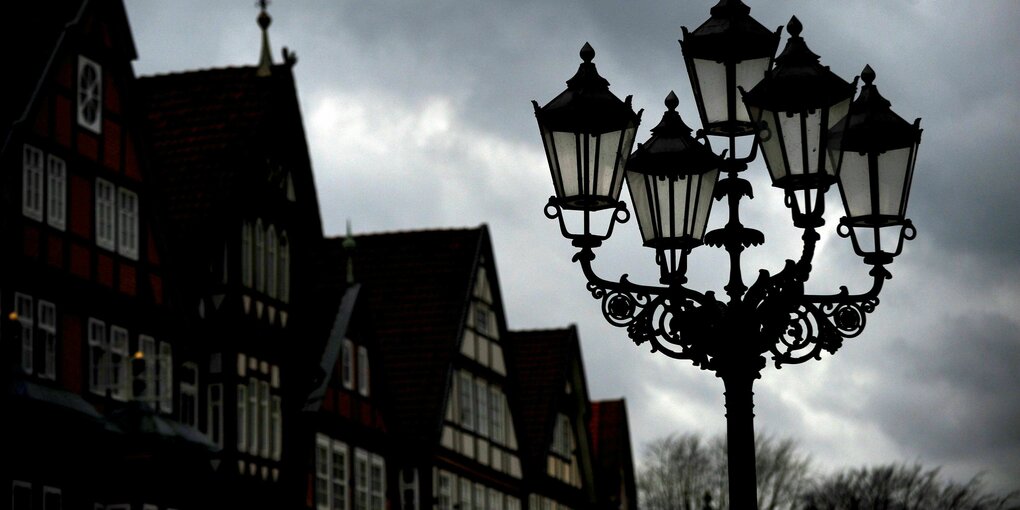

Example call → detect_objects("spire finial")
580 42 595 63
665 91 679 112
787 16 803 38
861 64 876 85
256 0 274 77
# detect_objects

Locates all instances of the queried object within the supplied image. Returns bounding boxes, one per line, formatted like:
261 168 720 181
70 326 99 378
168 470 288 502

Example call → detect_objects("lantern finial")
861 64 876 85
665 91 680 112
787 16 802 37
580 42 595 63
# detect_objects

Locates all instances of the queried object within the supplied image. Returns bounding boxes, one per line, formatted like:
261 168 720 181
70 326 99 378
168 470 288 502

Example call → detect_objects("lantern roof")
627 92 723 177
742 17 855 112
533 43 640 134
830 66 923 153
681 0 779 61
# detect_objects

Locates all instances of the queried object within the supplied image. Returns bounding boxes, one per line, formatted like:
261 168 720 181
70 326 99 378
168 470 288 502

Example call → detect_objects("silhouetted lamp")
681 0 781 137
742 16 857 226
829 65 923 265
532 43 642 213
626 92 723 280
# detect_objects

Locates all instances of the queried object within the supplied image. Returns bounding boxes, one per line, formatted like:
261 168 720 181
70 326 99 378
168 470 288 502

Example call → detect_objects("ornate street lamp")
532 3 921 509
829 65 923 266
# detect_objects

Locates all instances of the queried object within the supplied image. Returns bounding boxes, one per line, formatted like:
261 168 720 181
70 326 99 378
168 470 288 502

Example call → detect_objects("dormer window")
77 56 102 133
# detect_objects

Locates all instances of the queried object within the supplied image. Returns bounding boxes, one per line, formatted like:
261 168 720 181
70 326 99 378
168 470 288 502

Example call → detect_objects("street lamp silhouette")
532 1 921 507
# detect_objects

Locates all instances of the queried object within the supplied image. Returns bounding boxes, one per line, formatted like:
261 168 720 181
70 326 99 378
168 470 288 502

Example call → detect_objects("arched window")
241 221 253 287
255 219 265 292
267 225 278 298
279 231 290 303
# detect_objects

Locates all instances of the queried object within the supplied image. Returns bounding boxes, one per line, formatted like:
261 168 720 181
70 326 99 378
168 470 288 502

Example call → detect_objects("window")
242 221 253 287
15 293 33 374
43 486 61 510
475 305 489 336
341 339 354 390
109 326 128 401
437 471 453 510
22 145 43 220
117 188 138 259
38 300 57 380
476 379 489 437
259 379 270 457
458 371 474 431
490 387 505 445
473 484 484 510
158 342 173 413
248 378 259 453
354 449 369 510
77 55 102 132
135 336 156 402
551 414 571 457
279 231 290 303
489 489 502 510
237 384 248 452
459 477 471 510
208 383 223 447
179 362 199 427
255 219 265 292
271 395 283 460
12 481 31 510
95 179 115 250
47 155 66 230
317 435 350 510
267 225 278 298
357 346 370 397
370 454 385 510
88 319 107 394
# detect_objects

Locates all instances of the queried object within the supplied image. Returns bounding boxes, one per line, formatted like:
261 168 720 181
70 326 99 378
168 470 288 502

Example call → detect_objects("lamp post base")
723 371 759 510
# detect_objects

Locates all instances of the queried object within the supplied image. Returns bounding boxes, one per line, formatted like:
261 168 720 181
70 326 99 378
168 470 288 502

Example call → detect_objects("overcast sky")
124 0 1020 495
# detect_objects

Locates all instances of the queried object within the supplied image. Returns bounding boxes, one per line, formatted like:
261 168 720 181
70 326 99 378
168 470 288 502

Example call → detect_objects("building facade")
2 2 637 510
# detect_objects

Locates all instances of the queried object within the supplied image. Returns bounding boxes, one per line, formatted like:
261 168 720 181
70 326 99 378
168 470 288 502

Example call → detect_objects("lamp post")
532 2 921 508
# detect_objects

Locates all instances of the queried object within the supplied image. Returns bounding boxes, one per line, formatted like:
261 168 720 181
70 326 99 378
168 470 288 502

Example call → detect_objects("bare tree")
637 432 810 510
799 463 1019 510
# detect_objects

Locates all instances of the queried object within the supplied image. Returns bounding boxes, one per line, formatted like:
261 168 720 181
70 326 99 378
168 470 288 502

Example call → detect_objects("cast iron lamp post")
532 2 921 508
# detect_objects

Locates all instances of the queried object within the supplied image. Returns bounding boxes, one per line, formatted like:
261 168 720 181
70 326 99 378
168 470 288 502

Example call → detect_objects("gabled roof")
2 0 136 152
138 63 323 235
318 226 493 444
506 326 591 476
589 399 637 510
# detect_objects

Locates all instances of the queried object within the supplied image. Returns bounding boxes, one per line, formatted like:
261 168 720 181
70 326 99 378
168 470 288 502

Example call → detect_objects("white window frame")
259 379 270 457
437 471 453 510
46 155 66 230
136 335 156 402
179 361 199 428
208 383 223 447
369 454 385 510
77 55 102 133
341 339 354 390
458 371 474 431
248 377 259 453
109 326 129 401
473 484 484 510
354 449 369 510
316 435 331 510
12 480 32 510
490 386 505 445
332 440 350 510
476 378 489 438
158 342 173 413
95 178 115 250
271 395 282 460
459 477 471 510
22 145 44 221
42 486 61 510
238 383 249 453
15 293 34 374
267 225 278 298
279 231 290 303
255 219 265 292
357 346 370 397
87 318 107 394
38 300 57 380
117 188 139 260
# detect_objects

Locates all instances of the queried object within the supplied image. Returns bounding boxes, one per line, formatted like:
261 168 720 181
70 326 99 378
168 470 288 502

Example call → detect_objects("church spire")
256 0 274 77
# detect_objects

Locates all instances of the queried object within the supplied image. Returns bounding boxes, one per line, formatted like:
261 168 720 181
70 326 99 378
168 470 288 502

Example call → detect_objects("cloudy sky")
124 0 1020 494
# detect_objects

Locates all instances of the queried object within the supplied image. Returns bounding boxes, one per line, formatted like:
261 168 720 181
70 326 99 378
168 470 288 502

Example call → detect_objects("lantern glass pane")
693 169 719 239
733 58 771 123
658 177 679 239
595 129 623 198
552 131 580 197
694 58 728 125
614 126 637 198
878 147 912 217
837 151 871 218
827 99 851 130
626 171 656 243
803 108 824 175
755 108 789 183
779 112 804 175
541 129 563 196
